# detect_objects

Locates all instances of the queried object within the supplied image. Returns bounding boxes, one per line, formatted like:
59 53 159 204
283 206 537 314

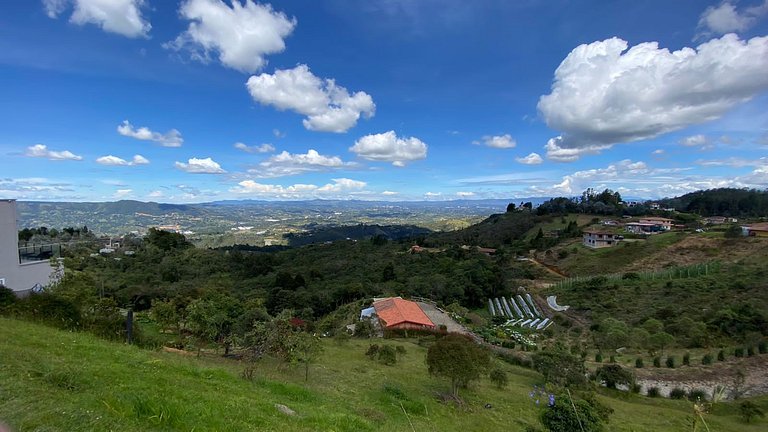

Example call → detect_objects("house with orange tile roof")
372 297 435 330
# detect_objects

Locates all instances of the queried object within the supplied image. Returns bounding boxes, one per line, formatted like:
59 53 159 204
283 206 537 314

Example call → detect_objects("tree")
595 364 634 389
650 332 675 356
489 368 508 389
426 334 490 397
540 391 612 432
290 331 323 381
532 350 587 388
506 202 516 212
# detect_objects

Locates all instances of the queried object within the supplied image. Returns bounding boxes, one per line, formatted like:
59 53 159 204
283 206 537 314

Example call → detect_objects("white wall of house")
0 200 55 294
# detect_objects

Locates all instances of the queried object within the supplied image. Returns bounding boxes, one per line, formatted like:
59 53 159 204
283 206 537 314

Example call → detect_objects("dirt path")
529 257 568 278
416 302 471 335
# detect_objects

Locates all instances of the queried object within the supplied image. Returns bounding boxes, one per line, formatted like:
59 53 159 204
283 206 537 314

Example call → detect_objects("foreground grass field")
1 318 766 431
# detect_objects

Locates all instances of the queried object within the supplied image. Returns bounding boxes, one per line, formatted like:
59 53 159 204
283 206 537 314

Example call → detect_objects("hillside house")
638 217 674 231
582 230 619 248
704 216 737 225
0 200 59 297
625 222 658 234
742 223 768 237
371 297 435 330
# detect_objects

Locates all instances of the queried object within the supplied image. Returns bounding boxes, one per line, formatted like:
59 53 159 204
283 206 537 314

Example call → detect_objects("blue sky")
1 0 767 202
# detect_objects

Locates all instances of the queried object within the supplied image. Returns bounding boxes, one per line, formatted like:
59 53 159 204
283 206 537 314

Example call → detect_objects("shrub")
717 350 726 361
666 356 676 368
0 286 16 310
653 357 661 368
647 387 660 398
395 345 406 357
747 346 755 357
539 391 612 432
739 400 766 423
683 353 690 366
735 347 745 358
489 368 508 389
688 389 708 402
378 345 397 366
630 383 642 394
635 358 644 368
365 344 380 359
669 388 687 399
595 353 603 363
12 293 81 330
609 355 616 363
532 350 588 388
758 341 767 354
702 354 713 365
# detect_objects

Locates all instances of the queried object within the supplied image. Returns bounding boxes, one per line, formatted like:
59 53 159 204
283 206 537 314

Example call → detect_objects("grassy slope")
2 319 767 431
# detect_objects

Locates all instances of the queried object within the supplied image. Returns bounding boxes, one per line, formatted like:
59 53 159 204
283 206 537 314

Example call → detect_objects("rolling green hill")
1 318 766 432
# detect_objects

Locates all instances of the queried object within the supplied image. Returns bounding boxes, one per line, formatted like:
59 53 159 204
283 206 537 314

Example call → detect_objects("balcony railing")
18 243 62 263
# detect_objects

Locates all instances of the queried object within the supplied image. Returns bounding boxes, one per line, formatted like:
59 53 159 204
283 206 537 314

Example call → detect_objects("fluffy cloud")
246 64 375 133
165 0 296 73
248 149 354 177
117 121 183 147
538 34 768 161
25 144 82 161
473 134 516 149
43 0 151 38
678 134 715 150
350 131 427 166
95 154 150 166
230 177 366 198
234 142 275 153
528 158 768 198
147 190 164 198
456 191 475 197
697 1 768 36
174 157 226 174
515 152 543 165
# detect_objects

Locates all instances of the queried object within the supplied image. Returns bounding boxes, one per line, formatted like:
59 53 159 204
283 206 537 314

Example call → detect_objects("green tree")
595 364 634 389
540 391 612 432
289 331 323 381
185 293 243 353
650 332 675 356
426 334 490 397
531 350 587 388
489 367 508 389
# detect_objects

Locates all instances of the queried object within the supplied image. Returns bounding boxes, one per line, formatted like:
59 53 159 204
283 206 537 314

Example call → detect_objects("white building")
0 200 59 296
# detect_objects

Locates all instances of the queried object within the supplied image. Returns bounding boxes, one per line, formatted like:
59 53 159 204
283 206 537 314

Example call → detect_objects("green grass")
1 318 766 431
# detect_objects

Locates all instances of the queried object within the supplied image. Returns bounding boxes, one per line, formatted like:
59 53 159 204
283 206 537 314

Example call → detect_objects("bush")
635 358 644 368
653 357 661 368
647 387 660 398
489 368 508 389
595 353 603 363
12 293 81 330
539 391 612 432
759 341 767 354
718 350 726 361
739 400 766 423
669 388 687 399
702 354 713 365
630 383 642 394
666 356 676 368
378 345 397 366
747 346 755 357
683 353 690 366
735 347 745 358
365 344 380 359
688 389 708 402
609 355 616 363
0 286 16 310
532 350 588 388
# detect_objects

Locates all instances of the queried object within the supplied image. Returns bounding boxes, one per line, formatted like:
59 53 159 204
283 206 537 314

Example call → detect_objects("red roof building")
373 297 435 329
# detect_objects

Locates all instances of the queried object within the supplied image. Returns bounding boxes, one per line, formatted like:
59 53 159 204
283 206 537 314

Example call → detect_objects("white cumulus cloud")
95 154 149 166
230 177 366 198
678 134 714 149
234 142 275 153
515 152 543 165
165 0 296 73
113 188 133 198
538 34 768 161
246 64 375 133
697 1 768 37
174 157 226 174
43 0 151 38
456 191 475 197
473 134 516 148
350 131 427 166
248 149 354 177
117 120 184 147
381 190 399 196
25 144 82 161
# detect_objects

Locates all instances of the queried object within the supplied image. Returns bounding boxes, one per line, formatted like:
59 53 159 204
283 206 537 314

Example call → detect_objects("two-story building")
0 200 59 296
638 217 674 231
582 230 619 248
